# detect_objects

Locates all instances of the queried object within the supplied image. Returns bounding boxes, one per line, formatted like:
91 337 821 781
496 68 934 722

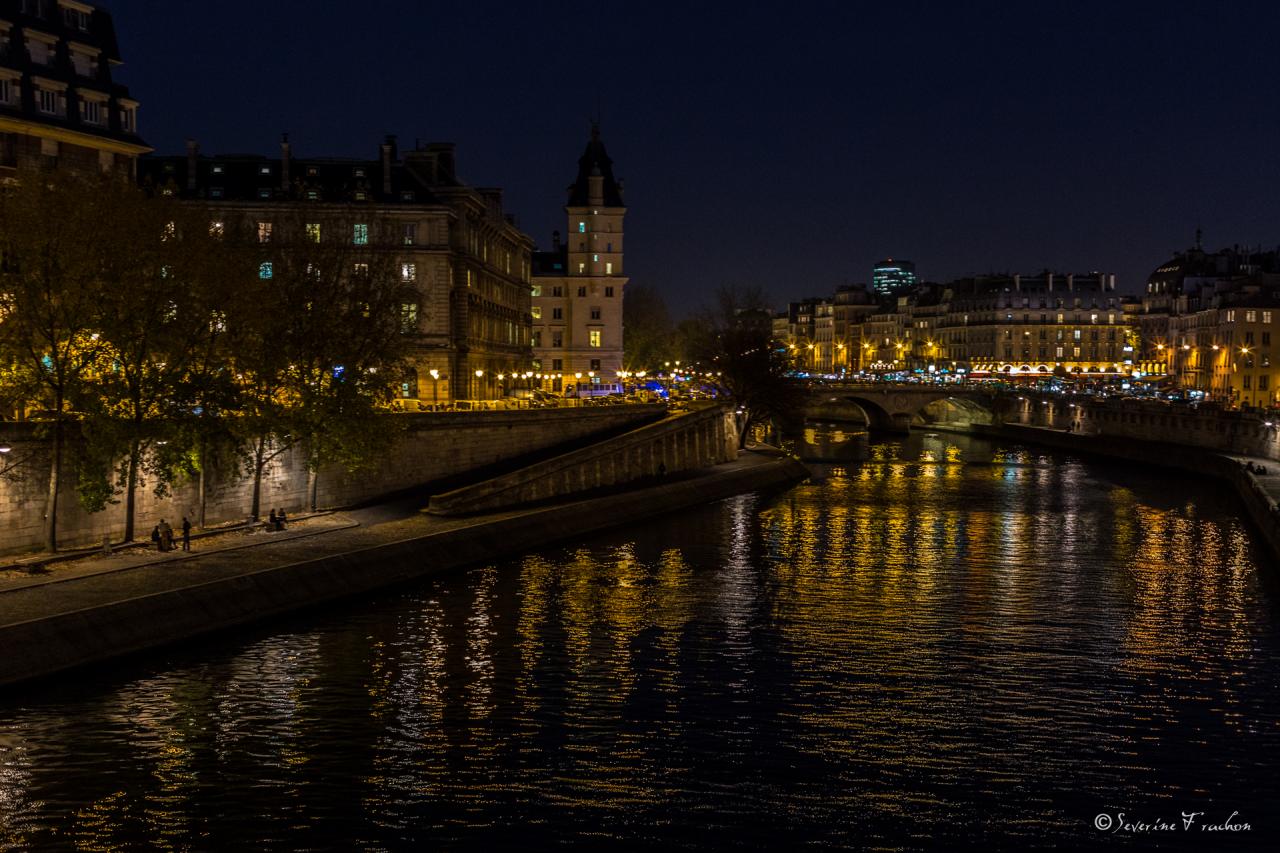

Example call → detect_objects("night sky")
99 0 1280 314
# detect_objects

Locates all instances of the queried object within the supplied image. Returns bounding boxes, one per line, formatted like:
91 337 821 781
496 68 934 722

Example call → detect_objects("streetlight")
474 368 484 400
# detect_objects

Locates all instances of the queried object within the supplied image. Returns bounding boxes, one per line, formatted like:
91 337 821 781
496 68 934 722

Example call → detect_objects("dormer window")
62 4 90 31
258 165 271 176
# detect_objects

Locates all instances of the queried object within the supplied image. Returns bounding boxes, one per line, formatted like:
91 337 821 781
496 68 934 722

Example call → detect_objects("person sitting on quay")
158 519 174 552
151 524 162 552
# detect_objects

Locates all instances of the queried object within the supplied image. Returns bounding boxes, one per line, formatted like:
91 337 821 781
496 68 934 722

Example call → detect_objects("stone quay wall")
991 394 1280 460
0 453 810 689
0 406 664 554
428 405 739 515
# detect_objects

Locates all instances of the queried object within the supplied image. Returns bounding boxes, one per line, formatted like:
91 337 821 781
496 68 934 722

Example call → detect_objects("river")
1 433 1277 851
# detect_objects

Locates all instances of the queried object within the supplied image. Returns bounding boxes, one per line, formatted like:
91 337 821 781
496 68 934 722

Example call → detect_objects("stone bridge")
804 383 997 433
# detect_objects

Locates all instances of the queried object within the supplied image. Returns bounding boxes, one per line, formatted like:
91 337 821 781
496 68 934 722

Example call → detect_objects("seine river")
1 433 1277 851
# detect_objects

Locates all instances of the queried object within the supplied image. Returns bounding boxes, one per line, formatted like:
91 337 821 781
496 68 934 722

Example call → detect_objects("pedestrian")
151 524 162 552
181 517 192 551
268 509 278 531
277 509 287 531
159 519 173 552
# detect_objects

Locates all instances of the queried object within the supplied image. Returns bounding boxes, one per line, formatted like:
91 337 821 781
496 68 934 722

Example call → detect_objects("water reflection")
0 434 1276 850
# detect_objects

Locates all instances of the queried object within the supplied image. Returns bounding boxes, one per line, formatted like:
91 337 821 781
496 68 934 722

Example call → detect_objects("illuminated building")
1141 241 1280 406
872 258 917 296
531 124 627 391
0 0 149 175
140 135 535 402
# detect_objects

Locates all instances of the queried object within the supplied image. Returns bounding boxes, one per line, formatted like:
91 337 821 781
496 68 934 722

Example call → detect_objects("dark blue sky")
100 0 1280 314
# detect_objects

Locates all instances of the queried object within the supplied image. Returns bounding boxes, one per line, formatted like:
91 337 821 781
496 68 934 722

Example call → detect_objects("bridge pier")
888 412 913 434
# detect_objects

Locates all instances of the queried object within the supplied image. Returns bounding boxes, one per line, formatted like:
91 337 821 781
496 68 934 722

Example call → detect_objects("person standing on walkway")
181 517 192 551
268 509 278 531
159 519 173 552
151 524 162 552
277 509 287 531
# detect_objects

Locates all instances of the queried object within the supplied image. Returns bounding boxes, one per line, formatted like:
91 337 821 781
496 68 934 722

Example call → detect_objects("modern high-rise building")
0 0 149 175
531 124 627 392
872 259 917 296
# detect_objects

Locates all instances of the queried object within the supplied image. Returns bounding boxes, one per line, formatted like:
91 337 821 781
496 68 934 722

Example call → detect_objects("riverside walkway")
0 450 807 686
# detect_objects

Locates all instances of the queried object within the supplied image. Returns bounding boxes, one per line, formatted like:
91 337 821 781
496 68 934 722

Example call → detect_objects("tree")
223 208 412 518
682 284 805 447
79 186 241 542
0 168 119 550
622 281 673 371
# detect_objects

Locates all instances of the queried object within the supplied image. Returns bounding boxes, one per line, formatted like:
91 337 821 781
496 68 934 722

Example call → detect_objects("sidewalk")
0 451 798 630
0 513 359 593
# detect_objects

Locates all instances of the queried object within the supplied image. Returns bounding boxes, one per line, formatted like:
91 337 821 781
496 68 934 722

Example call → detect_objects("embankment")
0 452 809 689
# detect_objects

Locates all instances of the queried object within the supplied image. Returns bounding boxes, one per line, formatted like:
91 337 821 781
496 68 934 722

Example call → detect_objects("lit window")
211 164 224 175
1247 310 1258 323
578 222 585 233
259 262 273 280
353 262 369 276
1265 312 1273 324
306 191 318 200
209 221 224 238
578 263 585 273
259 165 271 176
402 224 417 246
305 223 321 242
209 188 224 199
605 262 613 274
593 254 599 262
531 285 542 297
353 224 368 245
354 191 367 201
257 222 273 243
532 306 542 319
589 330 601 348
400 303 418 333
401 263 416 282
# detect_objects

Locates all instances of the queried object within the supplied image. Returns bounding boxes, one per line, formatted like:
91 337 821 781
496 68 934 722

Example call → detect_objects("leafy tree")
0 168 118 550
79 185 239 542
622 281 674 371
223 209 412 518
682 284 805 447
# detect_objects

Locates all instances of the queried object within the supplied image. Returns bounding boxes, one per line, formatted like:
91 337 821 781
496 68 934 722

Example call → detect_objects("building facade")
531 125 627 392
0 0 148 176
872 258 917 296
140 135 534 402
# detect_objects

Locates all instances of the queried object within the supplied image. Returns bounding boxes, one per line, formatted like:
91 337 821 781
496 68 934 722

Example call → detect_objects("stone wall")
428 405 739 515
0 406 664 554
0 452 810 688
995 395 1280 460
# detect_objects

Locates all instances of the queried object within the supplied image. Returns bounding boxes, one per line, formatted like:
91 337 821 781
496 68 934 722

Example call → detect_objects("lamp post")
474 368 484 401
429 368 440 407
574 371 583 401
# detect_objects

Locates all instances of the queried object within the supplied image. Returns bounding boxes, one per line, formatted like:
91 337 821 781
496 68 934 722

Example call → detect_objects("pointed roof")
567 123 625 207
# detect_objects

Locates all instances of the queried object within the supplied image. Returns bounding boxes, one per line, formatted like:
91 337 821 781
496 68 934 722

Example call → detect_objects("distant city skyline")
96 0 1280 315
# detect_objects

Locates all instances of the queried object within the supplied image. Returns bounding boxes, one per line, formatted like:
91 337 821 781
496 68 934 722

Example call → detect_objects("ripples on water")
1 435 1277 851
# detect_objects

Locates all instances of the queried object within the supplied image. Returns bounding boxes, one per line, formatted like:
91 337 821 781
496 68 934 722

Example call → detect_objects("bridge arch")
803 385 996 433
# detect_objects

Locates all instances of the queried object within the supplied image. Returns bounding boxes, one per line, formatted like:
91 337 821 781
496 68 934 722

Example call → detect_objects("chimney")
381 134 397 194
279 133 291 189
552 230 561 251
1066 274 1074 292
185 138 198 191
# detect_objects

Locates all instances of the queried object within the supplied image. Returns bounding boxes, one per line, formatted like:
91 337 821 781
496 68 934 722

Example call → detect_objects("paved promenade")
0 451 793 631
